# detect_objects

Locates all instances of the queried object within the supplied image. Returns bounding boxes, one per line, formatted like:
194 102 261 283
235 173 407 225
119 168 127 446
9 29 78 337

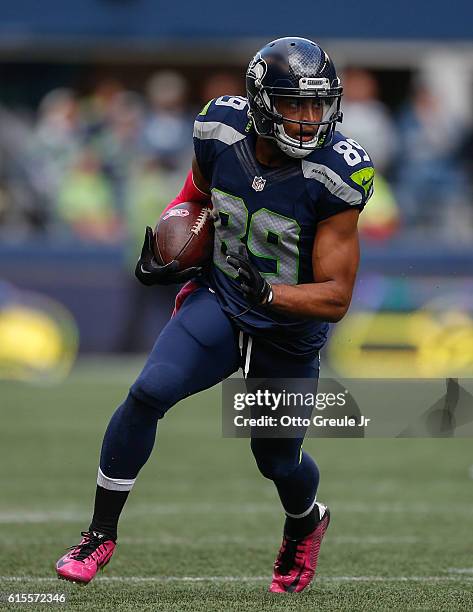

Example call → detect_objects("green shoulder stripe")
199 99 214 116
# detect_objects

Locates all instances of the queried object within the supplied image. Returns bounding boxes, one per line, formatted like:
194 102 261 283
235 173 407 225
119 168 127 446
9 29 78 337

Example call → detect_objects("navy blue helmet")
246 37 343 158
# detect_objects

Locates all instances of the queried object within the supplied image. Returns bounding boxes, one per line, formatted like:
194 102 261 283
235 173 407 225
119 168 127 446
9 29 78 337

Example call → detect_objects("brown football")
153 201 214 270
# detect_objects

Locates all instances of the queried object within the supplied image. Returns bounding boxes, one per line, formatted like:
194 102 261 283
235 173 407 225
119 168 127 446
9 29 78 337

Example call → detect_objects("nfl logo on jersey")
252 176 266 192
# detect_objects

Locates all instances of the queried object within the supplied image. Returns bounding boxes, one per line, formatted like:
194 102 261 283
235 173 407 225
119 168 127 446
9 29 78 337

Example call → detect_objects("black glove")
135 226 202 286
226 246 273 306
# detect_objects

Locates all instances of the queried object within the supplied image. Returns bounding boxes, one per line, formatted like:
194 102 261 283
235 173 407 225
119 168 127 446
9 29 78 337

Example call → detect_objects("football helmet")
246 37 343 159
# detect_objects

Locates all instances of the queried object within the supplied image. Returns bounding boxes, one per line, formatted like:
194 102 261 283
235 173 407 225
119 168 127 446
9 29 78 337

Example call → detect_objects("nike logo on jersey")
350 167 375 197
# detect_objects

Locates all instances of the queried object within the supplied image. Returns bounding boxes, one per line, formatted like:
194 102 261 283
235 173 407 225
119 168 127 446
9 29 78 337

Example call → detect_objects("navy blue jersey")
193 95 374 357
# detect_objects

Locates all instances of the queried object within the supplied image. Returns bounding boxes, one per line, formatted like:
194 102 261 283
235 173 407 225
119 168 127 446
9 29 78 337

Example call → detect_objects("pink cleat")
56 531 116 585
269 503 330 594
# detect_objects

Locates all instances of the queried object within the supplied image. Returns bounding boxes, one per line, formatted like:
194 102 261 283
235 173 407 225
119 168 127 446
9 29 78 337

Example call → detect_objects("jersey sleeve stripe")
193 120 246 146
302 160 363 206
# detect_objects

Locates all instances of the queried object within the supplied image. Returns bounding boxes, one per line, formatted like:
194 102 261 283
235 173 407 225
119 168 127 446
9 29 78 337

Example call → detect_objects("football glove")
135 226 203 286
226 246 273 306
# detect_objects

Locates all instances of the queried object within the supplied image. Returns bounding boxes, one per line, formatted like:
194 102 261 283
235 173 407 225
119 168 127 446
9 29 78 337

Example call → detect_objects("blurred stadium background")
0 1 473 375
1 2 473 610
1 1 473 376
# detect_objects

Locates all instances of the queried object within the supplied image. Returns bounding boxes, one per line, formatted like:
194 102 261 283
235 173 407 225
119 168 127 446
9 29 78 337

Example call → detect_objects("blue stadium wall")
1 0 472 42
2 242 473 352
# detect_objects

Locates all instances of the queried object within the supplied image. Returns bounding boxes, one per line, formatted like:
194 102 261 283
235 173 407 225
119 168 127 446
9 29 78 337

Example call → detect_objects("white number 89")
214 96 248 111
333 139 370 167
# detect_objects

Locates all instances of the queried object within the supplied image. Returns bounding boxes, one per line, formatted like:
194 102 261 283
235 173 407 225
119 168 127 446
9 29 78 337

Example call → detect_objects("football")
153 201 214 270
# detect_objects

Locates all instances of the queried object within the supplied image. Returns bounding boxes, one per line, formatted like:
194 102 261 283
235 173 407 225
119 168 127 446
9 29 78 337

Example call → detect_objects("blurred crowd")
0 66 472 248
342 67 473 244
0 70 245 253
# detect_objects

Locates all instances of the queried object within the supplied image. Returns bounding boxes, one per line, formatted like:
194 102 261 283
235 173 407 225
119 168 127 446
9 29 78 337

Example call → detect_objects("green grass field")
1 357 472 611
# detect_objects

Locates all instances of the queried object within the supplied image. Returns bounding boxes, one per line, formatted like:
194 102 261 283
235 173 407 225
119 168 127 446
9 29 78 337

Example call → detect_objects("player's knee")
251 441 298 481
255 457 297 481
129 363 187 419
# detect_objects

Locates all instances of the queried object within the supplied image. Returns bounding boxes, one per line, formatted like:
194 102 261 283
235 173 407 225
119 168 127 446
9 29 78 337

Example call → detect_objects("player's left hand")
226 246 273 306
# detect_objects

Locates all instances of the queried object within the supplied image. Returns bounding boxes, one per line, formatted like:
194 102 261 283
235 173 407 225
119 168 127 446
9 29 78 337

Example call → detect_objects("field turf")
1 357 472 611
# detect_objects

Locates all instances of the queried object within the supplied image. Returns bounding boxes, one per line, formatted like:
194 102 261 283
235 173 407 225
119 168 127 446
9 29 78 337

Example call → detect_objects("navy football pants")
99 287 320 516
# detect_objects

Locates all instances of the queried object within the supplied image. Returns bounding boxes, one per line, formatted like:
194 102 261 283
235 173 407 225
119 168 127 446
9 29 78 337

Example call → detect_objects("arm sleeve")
162 169 210 216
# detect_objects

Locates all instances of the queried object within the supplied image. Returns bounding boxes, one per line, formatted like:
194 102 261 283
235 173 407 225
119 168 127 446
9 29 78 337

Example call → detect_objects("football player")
56 37 374 593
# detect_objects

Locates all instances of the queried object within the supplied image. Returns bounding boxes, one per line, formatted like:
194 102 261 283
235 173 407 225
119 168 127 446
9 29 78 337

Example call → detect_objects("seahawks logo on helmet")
247 54 267 86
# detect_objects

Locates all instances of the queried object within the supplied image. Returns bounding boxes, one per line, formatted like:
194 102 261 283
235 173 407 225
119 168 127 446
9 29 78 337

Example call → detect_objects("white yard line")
118 535 421 545
331 535 421 544
0 501 472 523
0 534 421 545
0 511 87 524
1 575 472 584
